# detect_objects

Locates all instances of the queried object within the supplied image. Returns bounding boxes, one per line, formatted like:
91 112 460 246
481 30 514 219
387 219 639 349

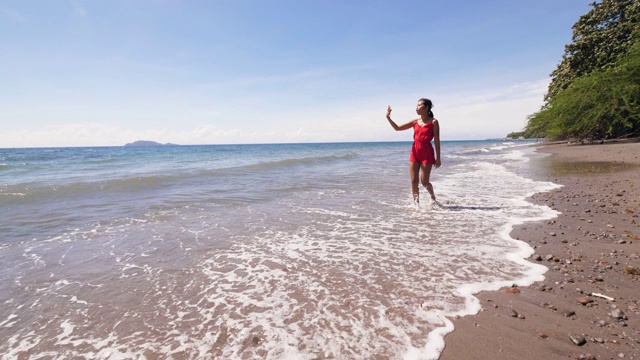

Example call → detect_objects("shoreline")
439 140 640 360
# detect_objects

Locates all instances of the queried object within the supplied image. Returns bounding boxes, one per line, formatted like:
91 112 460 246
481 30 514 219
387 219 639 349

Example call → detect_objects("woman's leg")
409 162 421 203
420 164 436 200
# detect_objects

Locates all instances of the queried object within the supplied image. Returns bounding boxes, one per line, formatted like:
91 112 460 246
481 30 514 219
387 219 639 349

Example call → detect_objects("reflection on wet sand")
529 157 637 178
545 160 636 176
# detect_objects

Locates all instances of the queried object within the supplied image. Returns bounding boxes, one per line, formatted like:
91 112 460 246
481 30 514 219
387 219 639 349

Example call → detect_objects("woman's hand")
386 106 416 131
435 159 441 168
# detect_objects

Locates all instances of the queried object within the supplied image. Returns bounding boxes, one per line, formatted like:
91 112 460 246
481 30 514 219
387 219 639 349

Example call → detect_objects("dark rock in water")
562 309 576 317
510 309 519 318
569 334 587 346
124 140 179 147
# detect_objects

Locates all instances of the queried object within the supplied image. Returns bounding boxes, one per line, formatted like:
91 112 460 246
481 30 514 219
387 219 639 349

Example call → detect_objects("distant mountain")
124 140 179 147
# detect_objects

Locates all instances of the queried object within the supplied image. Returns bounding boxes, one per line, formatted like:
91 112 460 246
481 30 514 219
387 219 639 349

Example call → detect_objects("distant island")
124 140 179 147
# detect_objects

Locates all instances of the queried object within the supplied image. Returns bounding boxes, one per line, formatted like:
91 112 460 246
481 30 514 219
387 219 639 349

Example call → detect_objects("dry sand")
439 140 640 360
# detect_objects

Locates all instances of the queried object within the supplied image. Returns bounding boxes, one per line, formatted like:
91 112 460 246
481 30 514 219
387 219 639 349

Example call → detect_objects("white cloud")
435 79 549 139
0 123 339 148
0 79 549 148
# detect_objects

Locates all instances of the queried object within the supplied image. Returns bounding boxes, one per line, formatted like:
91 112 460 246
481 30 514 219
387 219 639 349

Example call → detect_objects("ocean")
0 140 560 359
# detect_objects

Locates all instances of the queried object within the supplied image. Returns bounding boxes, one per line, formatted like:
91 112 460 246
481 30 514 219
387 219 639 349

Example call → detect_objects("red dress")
409 121 436 165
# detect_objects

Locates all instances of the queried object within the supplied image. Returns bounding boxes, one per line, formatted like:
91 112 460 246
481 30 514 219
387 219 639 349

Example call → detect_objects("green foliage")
524 0 640 140
526 37 640 140
506 131 525 139
546 0 640 101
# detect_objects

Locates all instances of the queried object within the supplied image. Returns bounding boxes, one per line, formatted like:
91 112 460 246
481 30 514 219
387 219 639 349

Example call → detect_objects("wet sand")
440 140 640 360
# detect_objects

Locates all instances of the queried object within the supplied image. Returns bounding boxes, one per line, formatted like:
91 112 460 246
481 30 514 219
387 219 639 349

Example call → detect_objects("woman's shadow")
433 201 501 211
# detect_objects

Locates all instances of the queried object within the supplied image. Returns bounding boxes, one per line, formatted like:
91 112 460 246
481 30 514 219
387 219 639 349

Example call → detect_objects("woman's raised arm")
386 105 416 131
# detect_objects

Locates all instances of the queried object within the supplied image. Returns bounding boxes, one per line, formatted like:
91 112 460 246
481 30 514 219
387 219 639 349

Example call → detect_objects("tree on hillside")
526 37 640 140
523 0 640 140
546 0 640 102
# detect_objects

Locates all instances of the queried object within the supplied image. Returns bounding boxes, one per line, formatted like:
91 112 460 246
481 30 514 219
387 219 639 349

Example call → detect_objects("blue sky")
1 0 593 147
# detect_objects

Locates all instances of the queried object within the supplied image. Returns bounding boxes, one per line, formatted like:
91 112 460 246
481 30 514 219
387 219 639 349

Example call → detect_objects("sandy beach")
440 140 640 360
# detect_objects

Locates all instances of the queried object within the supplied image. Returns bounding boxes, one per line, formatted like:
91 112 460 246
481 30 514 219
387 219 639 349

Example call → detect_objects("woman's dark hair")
419 98 434 117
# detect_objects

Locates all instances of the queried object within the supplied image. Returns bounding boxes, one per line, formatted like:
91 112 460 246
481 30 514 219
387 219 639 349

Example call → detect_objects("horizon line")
0 138 540 150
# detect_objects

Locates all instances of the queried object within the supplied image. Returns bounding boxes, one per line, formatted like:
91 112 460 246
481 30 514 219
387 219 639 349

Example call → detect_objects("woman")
386 98 441 204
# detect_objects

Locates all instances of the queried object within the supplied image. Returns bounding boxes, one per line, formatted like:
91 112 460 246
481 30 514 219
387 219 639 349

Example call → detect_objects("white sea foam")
0 314 18 328
0 141 561 359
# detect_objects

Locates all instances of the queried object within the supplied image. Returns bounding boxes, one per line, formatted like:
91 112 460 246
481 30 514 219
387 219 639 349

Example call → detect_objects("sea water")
0 140 560 359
